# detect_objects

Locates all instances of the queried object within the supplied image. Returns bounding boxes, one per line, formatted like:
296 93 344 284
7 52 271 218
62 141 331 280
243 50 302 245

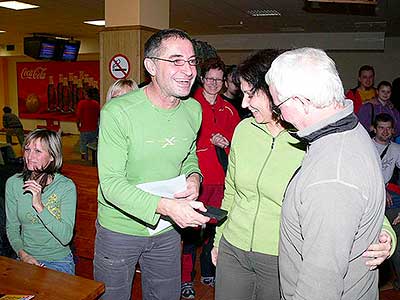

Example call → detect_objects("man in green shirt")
94 29 209 300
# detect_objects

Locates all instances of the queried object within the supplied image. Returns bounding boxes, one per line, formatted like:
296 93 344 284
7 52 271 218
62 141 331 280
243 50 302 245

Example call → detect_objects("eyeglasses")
272 96 293 117
204 77 224 84
147 56 200 66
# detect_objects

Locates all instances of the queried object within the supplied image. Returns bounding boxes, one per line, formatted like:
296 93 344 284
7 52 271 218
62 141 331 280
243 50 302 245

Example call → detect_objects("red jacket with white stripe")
193 87 241 185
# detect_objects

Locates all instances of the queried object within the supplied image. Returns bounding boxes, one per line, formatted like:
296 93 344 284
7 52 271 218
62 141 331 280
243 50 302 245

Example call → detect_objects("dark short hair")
86 87 99 101
225 65 240 89
373 113 394 128
225 65 237 77
144 28 193 58
237 49 281 122
237 49 280 95
377 80 392 90
3 106 11 113
200 57 225 78
358 65 375 77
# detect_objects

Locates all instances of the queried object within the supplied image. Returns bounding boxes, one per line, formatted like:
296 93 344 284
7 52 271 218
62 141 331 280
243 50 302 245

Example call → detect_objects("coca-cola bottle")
57 74 64 111
71 75 78 111
83 74 90 90
93 80 100 101
88 77 94 88
68 73 74 89
76 79 84 106
47 75 57 111
61 77 72 113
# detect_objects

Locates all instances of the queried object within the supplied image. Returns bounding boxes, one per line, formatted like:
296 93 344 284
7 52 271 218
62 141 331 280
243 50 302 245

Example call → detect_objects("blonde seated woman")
106 78 139 101
6 129 77 274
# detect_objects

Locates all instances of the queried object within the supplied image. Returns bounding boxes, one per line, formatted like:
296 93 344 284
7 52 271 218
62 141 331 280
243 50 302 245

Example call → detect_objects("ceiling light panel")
84 20 105 26
0 1 39 10
247 9 281 17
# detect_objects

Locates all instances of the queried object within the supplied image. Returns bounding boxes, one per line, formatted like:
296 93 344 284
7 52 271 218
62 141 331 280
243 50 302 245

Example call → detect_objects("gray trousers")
6 127 24 146
385 207 400 285
215 236 280 300
93 222 181 300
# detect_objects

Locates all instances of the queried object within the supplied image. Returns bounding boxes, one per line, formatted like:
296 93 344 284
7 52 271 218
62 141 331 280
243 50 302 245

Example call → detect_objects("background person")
358 81 400 138
180 57 240 299
5 129 77 274
346 65 377 113
221 65 249 119
94 29 209 300
371 113 400 290
76 88 100 160
2 106 24 147
105 78 139 102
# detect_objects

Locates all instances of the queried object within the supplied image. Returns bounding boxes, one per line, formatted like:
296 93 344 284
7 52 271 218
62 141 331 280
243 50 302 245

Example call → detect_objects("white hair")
265 47 345 108
106 78 139 102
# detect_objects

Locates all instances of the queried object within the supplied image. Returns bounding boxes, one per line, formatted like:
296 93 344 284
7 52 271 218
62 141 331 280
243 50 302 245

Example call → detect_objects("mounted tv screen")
24 37 81 61
24 37 57 60
39 41 56 59
60 41 80 61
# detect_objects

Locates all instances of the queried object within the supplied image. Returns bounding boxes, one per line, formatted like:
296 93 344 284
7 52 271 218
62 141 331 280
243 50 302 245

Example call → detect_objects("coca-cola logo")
20 67 47 80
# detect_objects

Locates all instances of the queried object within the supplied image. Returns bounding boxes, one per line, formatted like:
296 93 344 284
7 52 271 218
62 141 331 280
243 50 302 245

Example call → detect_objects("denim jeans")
38 252 75 275
94 222 181 300
79 130 97 156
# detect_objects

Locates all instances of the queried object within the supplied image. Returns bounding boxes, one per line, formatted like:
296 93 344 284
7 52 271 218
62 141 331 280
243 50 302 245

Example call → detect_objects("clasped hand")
23 180 45 213
211 133 230 148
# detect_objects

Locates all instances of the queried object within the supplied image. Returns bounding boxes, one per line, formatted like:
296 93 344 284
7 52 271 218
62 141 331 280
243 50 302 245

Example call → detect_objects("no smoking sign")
109 54 131 80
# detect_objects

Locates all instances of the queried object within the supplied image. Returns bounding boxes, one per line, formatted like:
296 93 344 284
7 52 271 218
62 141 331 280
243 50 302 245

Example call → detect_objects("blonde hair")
106 79 139 102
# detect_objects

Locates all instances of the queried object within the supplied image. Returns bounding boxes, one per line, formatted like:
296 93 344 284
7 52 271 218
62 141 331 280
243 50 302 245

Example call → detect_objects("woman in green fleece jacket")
211 50 395 300
6 129 77 274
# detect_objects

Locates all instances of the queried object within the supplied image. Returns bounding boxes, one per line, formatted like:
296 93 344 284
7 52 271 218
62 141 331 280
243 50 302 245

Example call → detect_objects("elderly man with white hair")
265 47 389 300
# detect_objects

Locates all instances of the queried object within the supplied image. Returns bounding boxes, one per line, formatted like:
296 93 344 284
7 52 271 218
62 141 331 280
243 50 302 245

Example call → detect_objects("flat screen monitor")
39 41 56 59
24 37 57 60
61 41 80 61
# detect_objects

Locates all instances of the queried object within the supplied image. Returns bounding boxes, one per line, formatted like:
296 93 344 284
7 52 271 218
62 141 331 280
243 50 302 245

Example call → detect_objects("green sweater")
97 88 202 236
214 118 305 255
6 173 76 260
214 117 397 256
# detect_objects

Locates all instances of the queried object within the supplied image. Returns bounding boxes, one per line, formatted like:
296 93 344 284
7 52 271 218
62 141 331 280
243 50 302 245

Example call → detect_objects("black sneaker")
200 276 215 287
393 280 400 291
181 282 195 299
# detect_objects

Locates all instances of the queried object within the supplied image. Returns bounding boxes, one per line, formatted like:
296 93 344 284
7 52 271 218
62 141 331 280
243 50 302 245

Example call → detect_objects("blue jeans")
79 131 97 156
38 252 75 275
94 222 181 300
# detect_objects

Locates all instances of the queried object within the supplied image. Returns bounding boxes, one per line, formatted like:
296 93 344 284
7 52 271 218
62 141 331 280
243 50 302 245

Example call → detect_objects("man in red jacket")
345 65 377 113
181 57 240 299
76 88 100 160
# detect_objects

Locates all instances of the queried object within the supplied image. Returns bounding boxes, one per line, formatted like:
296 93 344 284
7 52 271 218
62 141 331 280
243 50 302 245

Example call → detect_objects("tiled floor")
10 133 398 300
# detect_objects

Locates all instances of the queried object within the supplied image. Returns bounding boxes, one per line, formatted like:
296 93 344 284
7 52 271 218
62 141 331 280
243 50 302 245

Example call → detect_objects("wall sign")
109 54 130 80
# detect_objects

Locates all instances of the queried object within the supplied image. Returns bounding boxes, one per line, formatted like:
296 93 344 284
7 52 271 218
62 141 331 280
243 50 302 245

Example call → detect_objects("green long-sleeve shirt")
5 173 77 260
97 88 202 236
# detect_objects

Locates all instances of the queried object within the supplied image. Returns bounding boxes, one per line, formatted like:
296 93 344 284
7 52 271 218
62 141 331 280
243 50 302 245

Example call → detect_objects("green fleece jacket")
6 173 76 260
214 118 305 255
97 88 202 236
214 117 397 256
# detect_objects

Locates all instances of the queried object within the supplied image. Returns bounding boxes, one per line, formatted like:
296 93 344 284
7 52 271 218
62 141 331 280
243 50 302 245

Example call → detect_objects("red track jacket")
193 88 241 185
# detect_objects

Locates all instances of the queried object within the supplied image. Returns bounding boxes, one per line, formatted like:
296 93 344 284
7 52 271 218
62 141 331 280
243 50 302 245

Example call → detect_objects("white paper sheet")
136 175 187 235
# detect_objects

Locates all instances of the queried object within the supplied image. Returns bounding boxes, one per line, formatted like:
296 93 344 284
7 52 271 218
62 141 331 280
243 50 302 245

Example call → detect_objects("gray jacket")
280 101 385 300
